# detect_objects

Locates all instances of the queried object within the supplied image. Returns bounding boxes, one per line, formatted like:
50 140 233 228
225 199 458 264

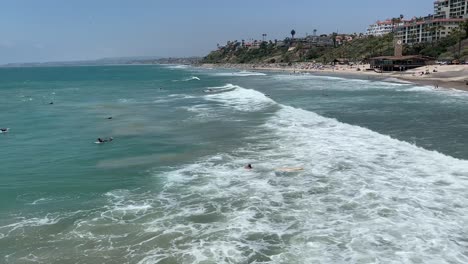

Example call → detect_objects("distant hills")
1 56 202 67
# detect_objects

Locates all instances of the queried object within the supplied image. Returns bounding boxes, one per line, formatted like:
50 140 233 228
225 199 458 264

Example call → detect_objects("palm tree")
391 18 398 32
313 29 317 36
451 28 463 58
332 32 338 47
461 19 468 39
291 29 296 40
428 26 437 44
435 24 445 41
390 15 405 33
410 32 417 44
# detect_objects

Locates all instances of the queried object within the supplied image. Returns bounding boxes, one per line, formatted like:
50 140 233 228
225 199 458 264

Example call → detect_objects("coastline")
200 63 468 92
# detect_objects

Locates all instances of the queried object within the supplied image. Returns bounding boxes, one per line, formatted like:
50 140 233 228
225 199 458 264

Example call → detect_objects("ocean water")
1 65 468 264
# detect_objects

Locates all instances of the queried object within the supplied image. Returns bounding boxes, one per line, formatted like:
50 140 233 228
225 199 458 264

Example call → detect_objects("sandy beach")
201 63 468 91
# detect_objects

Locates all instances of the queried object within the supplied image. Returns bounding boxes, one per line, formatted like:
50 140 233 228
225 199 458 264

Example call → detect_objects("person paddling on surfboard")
97 138 104 143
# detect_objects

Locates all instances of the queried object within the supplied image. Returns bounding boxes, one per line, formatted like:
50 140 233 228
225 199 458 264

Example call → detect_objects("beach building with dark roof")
369 55 435 71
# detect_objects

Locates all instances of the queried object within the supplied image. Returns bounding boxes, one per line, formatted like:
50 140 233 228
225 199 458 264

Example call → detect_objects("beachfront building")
396 0 467 44
366 20 402 36
369 55 435 71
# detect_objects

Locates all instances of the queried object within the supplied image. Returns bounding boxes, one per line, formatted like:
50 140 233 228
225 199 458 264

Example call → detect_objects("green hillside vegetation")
203 24 468 64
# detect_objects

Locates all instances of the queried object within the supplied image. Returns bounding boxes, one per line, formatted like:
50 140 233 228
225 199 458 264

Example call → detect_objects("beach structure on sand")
369 36 435 72
369 55 435 71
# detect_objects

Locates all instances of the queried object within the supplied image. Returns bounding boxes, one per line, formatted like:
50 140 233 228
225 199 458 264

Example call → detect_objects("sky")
0 0 434 64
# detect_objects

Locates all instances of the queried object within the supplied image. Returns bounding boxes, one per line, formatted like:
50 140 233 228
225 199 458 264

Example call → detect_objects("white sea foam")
166 64 190 70
399 86 435 92
204 84 275 112
213 71 267 77
0 214 62 238
187 76 201 81
397 86 468 100
30 198 52 205
273 74 345 81
4 83 468 263
259 105 468 263
117 98 136 104
133 93 468 263
173 76 201 82
153 95 197 105
273 74 409 91
180 104 220 120
382 77 414 84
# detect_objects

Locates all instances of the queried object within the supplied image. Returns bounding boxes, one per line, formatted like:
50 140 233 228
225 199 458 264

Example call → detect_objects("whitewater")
0 65 467 263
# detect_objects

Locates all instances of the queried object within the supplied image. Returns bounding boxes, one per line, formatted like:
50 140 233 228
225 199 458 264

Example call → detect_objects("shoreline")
200 63 468 92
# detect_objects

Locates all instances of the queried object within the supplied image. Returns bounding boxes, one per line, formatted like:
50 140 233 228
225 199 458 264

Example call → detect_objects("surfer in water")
97 137 113 143
245 164 253 169
0 128 8 133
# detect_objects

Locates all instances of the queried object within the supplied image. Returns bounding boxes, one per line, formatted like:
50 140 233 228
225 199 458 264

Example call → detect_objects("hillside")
202 32 468 64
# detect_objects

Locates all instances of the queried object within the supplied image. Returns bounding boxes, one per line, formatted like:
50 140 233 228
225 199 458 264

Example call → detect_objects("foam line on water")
260 105 468 262
173 76 201 82
273 74 345 81
273 74 411 91
212 71 267 77
127 104 468 263
382 77 414 84
203 84 275 112
165 64 190 70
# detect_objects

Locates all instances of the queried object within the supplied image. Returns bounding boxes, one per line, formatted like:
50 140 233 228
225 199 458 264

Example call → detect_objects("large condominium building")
366 20 401 36
396 0 467 44
434 0 468 19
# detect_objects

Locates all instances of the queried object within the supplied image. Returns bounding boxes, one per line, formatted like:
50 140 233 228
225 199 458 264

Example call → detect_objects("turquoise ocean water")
1 65 468 263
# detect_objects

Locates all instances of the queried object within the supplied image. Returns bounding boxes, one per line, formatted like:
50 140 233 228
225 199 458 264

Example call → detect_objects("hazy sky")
0 0 434 63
